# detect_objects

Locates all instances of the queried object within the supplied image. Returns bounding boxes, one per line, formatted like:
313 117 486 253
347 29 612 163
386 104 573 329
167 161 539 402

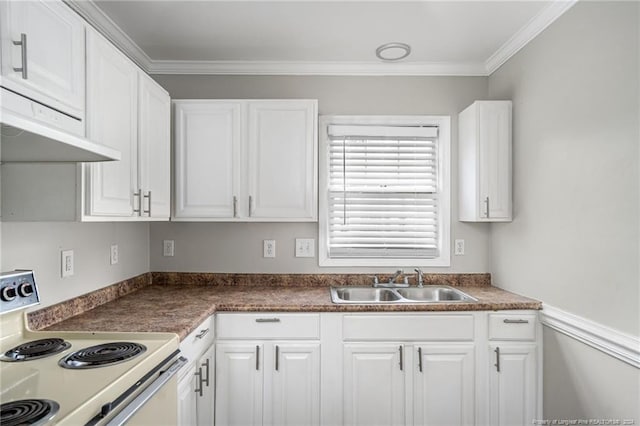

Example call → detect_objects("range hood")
0 88 120 163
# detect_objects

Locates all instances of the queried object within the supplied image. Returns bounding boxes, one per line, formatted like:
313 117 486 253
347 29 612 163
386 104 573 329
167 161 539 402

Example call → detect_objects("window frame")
318 115 451 267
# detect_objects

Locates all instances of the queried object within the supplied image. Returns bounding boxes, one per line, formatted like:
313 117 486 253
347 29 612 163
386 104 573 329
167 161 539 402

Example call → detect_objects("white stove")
0 270 186 425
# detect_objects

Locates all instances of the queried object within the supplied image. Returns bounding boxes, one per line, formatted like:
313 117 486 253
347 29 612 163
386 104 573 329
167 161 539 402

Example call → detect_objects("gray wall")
1 222 150 308
150 75 491 273
488 1 639 421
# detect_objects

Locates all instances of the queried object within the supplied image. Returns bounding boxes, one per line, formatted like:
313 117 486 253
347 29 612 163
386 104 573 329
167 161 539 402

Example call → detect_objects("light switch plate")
110 244 118 265
61 250 74 277
295 238 315 257
163 240 174 257
454 239 465 255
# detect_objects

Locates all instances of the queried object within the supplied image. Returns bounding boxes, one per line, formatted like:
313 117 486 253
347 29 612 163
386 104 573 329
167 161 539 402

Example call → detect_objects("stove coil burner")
0 399 60 426
0 338 71 362
59 342 147 369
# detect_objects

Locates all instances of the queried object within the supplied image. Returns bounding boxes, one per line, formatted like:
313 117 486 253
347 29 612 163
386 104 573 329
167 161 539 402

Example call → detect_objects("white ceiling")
74 0 577 76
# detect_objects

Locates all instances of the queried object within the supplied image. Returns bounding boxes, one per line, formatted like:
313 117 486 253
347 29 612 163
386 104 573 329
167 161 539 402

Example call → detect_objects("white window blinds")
327 124 440 259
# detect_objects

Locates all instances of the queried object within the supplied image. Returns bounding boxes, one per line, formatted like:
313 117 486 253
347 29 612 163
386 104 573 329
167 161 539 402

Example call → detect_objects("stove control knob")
17 283 34 297
1 286 17 301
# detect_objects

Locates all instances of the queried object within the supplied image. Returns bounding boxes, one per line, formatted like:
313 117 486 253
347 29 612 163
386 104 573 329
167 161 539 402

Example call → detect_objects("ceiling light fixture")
375 42 411 62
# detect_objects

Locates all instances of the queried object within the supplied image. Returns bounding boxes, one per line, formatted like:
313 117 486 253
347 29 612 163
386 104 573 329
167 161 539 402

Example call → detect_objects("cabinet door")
488 343 537 426
139 73 170 219
414 344 475 426
178 366 198 426
478 102 511 220
174 101 242 218
0 0 85 119
247 100 317 220
343 344 405 426
196 345 215 426
85 29 138 217
266 343 320 426
215 343 263 426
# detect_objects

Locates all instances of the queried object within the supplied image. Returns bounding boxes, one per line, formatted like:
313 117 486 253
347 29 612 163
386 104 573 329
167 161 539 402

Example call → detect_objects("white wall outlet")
110 244 119 265
263 240 276 258
163 240 175 257
61 250 74 277
454 239 465 255
295 238 315 258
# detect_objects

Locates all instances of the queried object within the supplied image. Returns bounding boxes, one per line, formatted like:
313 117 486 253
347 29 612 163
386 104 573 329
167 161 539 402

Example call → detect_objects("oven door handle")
103 356 188 426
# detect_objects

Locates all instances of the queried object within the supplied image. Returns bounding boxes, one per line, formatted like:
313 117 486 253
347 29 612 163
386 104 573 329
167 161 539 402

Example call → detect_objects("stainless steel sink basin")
396 287 477 303
330 286 477 304
332 287 402 303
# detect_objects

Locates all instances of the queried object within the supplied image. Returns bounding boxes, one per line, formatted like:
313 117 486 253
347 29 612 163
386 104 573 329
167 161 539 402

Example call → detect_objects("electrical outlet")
295 238 315 257
263 240 276 258
110 244 118 265
61 250 74 277
454 239 465 255
163 240 175 257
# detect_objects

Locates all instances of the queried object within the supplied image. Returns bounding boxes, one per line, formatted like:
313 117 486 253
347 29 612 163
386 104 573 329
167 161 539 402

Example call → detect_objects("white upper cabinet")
0 0 85 120
85 29 138 217
174 101 242 218
247 101 317 220
139 73 171 219
173 99 318 222
458 100 512 222
86 31 140 217
85 28 170 220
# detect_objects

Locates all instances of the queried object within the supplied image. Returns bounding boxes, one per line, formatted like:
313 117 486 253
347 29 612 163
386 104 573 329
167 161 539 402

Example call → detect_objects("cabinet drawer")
343 314 474 341
217 313 320 339
180 316 215 363
488 313 537 341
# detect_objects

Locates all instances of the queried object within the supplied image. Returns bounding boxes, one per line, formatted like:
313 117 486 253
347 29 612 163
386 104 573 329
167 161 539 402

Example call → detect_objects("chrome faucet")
388 270 404 285
414 268 424 288
372 270 409 288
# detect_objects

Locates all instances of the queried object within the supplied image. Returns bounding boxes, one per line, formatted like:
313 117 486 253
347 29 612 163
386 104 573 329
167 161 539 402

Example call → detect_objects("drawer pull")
256 345 260 370
195 328 210 339
275 345 279 371
255 318 280 323
503 319 529 324
399 345 404 371
494 347 500 372
417 347 423 373
201 358 210 387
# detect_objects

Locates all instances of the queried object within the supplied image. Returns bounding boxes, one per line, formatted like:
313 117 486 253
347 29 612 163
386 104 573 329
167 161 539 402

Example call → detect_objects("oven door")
86 353 187 426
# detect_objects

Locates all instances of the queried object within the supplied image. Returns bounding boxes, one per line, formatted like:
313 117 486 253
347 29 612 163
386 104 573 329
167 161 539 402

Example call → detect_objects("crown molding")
540 303 640 369
66 0 577 77
485 0 578 75
148 60 487 76
64 0 153 71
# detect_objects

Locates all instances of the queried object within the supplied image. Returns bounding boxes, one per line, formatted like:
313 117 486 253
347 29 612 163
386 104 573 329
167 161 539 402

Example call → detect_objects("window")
319 116 450 267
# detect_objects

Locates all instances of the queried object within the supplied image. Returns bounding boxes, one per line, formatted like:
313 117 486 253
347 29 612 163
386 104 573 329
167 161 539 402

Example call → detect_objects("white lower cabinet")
178 317 215 426
212 311 540 426
215 313 321 426
414 344 475 426
343 344 406 426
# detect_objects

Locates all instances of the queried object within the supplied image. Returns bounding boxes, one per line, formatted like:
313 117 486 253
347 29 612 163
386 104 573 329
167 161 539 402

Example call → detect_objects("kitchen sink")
330 286 477 304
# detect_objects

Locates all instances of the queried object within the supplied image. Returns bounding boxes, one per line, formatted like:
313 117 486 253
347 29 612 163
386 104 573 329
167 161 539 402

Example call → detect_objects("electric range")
0 270 186 425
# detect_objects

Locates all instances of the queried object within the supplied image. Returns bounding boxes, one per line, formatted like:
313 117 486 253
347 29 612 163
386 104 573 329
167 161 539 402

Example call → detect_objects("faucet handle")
369 275 379 286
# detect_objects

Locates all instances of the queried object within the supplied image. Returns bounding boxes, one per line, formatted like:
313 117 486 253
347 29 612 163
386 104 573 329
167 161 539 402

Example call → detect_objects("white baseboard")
540 304 640 369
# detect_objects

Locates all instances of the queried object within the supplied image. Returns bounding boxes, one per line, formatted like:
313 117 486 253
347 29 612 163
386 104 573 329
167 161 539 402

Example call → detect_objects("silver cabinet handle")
484 196 490 218
399 345 404 371
248 195 253 217
255 345 260 370
195 328 209 339
255 318 280 323
233 196 238 218
503 319 529 324
194 368 203 397
13 33 27 79
133 189 142 214
201 358 210 387
418 347 423 373
494 347 500 372
275 345 279 371
143 191 151 216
